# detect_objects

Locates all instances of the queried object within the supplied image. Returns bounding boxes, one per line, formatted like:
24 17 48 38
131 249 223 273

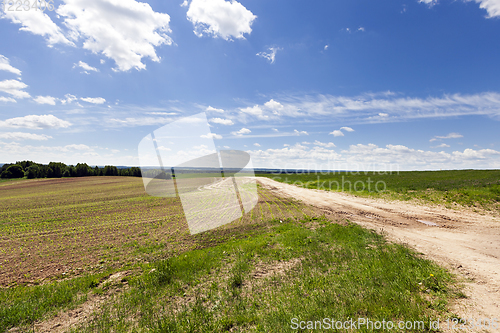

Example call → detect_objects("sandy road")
257 177 500 329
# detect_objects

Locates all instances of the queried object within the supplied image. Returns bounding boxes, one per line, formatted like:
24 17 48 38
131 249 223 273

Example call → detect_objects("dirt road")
257 177 500 330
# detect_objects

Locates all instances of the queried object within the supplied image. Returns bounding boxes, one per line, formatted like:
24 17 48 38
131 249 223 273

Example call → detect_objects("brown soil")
257 177 500 332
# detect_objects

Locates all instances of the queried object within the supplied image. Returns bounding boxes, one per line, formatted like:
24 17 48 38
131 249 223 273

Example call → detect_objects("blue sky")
1 0 500 170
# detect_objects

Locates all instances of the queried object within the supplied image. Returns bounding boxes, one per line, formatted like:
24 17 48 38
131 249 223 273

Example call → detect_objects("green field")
259 169 500 213
0 176 465 332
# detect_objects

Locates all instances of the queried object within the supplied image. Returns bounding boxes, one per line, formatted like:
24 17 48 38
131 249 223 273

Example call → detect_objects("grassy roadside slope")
259 170 500 213
69 217 459 332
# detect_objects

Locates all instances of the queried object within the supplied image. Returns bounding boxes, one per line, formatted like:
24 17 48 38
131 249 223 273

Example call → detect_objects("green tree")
1 165 25 179
104 165 118 176
25 165 40 179
47 162 66 178
75 163 91 177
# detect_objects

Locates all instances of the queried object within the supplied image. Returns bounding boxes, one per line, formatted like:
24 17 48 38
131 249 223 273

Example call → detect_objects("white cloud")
293 129 308 136
57 0 173 71
272 128 279 132
257 47 281 64
64 144 93 151
314 140 336 148
1 9 74 46
186 0 256 40
248 142 500 171
474 0 500 18
0 55 22 76
419 0 438 6
0 79 30 99
420 0 500 17
201 132 222 139
206 106 224 113
0 96 16 103
231 127 251 136
157 146 171 151
0 132 52 141
33 95 57 105
81 97 106 104
74 61 99 72
432 143 450 148
264 99 284 114
340 126 354 132
252 91 500 124
209 117 234 125
358 27 365 32
0 114 72 129
330 130 344 137
430 132 463 142
240 105 265 118
61 94 78 105
324 45 329 50
108 116 177 127
180 0 189 7
254 143 261 147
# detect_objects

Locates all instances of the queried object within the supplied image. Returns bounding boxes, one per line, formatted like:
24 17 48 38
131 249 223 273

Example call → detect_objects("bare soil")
257 177 500 331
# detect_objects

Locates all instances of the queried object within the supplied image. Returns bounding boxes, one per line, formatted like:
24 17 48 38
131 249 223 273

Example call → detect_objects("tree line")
0 161 142 179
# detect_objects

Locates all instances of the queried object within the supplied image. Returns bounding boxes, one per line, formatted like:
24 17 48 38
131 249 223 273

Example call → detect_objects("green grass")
64 217 458 332
260 170 500 212
0 270 117 332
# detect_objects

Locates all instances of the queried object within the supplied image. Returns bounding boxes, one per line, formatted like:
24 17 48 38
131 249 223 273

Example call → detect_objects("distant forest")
0 161 142 179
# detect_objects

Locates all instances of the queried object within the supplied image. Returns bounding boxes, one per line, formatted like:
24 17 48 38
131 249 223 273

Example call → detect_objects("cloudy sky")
1 0 500 171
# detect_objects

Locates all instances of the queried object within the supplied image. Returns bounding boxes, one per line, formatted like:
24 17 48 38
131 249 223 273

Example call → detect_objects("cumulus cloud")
81 97 106 104
314 140 336 148
419 0 438 6
206 106 224 113
254 143 261 147
33 95 57 105
293 129 308 136
0 79 30 99
57 0 173 71
0 132 52 141
231 127 251 136
420 0 500 17
0 96 16 103
0 114 72 129
186 0 256 40
61 94 78 105
264 99 284 114
432 143 450 148
429 132 463 142
257 47 281 64
74 61 99 73
209 117 234 125
1 9 74 46
474 0 500 18
340 126 354 132
0 55 22 76
240 105 264 117
330 130 344 137
201 132 222 139
248 142 500 171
